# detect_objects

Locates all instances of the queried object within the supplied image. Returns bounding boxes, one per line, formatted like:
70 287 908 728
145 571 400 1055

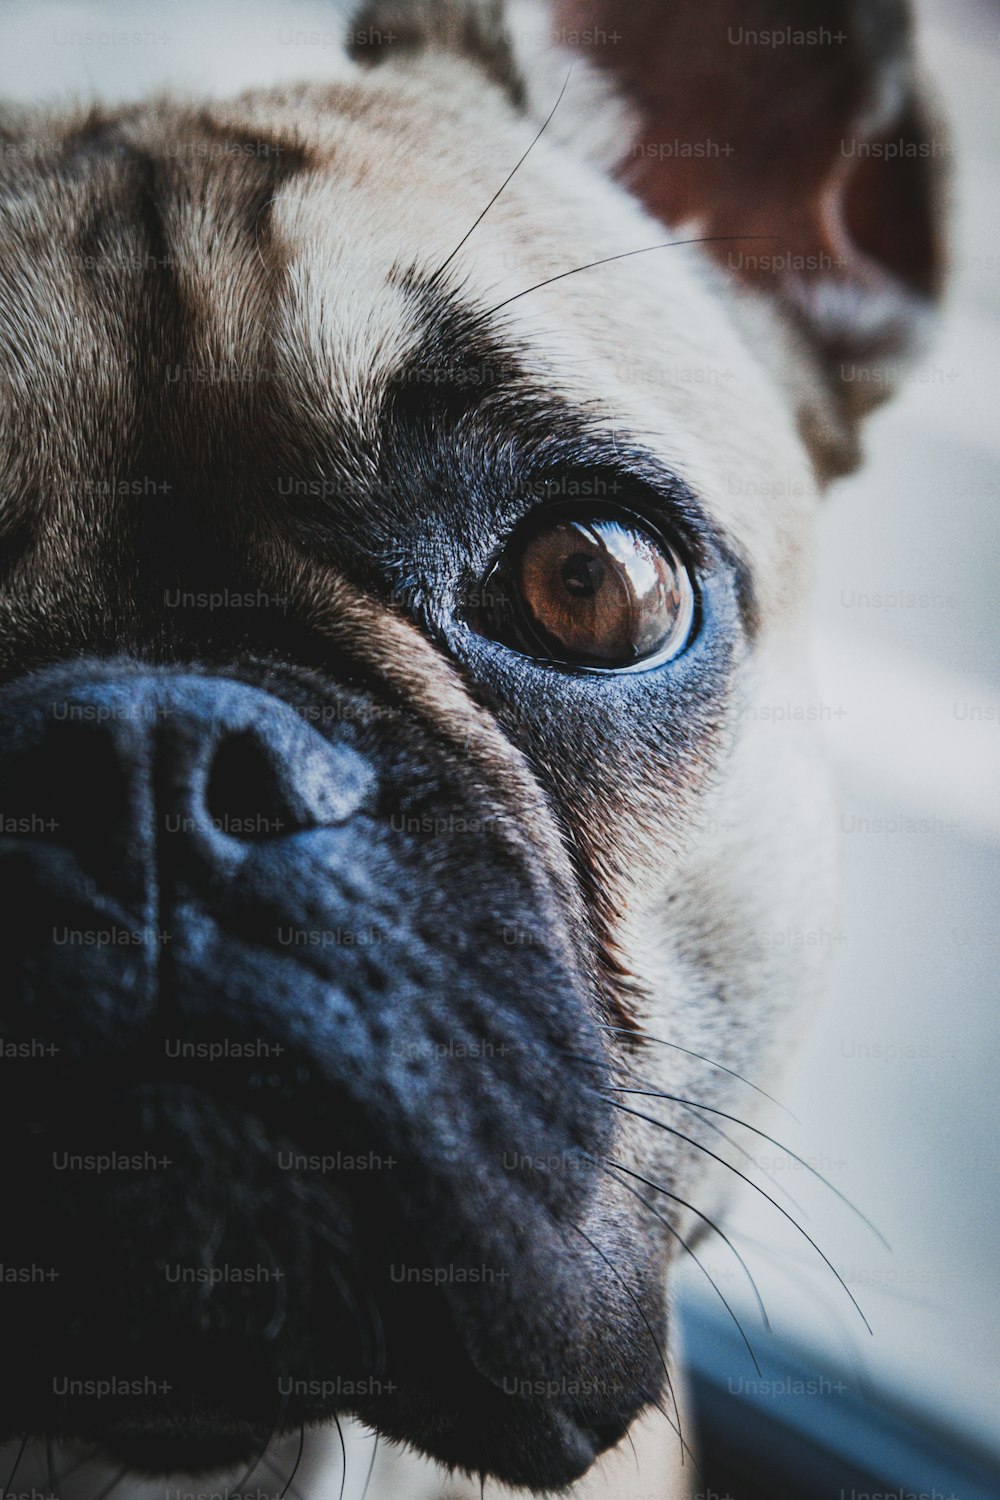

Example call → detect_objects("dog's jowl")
0 1 942 1496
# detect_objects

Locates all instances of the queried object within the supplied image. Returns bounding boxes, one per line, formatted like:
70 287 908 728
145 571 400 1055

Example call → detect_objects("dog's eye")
477 510 696 671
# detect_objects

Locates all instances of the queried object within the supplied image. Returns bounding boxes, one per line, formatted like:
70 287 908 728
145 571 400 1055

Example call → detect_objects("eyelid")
485 491 696 582
449 444 755 644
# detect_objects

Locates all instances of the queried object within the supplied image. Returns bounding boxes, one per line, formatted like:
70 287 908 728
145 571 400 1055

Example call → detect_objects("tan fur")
0 2 940 1496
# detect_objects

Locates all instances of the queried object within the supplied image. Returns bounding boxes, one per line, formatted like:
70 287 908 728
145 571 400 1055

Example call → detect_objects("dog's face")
0 0 941 1492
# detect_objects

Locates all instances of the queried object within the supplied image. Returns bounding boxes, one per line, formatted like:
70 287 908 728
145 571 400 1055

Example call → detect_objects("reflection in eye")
498 515 695 669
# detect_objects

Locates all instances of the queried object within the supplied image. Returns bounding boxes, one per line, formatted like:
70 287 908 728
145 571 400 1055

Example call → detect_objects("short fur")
0 1 942 1496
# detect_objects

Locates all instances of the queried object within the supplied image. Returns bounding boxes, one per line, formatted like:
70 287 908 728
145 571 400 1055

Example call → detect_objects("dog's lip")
0 1137 636 1491
2 1431 311 1500
87 1351 615 1489
1 1049 629 1487
6 1377 612 1494
0 1289 622 1488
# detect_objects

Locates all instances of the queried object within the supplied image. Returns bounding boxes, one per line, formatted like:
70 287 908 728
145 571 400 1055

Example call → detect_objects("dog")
0 1 943 1496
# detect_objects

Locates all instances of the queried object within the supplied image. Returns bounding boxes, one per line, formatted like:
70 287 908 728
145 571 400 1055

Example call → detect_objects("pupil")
561 553 604 598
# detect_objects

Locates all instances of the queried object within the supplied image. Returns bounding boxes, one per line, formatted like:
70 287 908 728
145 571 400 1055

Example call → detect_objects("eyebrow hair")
52 109 315 305
385 266 528 419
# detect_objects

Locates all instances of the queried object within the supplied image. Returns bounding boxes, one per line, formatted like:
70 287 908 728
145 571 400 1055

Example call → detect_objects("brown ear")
551 0 947 473
351 0 527 102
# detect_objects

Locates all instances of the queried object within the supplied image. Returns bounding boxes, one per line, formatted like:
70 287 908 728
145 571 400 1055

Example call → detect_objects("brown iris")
508 515 694 668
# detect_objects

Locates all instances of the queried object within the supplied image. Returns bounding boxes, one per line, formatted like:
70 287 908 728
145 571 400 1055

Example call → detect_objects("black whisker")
596 1026 795 1116
226 1398 285 1500
620 1404 640 1472
310 1228 383 1371
563 1043 816 1218
477 236 781 323
593 1157 762 1376
721 1224 881 1400
605 1156 770 1330
560 1041 809 1211
668 1098 810 1221
283 1422 306 1500
261 1232 289 1345
605 1098 873 1334
91 1462 130 1500
566 1221 697 1470
359 1430 380 1500
430 67 574 288
44 1445 102 1485
263 1422 306 1500
45 1434 60 1500
334 1413 348 1500
1 1435 27 1498
609 1086 888 1249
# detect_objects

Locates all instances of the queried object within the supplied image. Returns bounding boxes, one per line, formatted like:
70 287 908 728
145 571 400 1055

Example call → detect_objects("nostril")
205 729 295 841
0 676 376 863
33 721 131 848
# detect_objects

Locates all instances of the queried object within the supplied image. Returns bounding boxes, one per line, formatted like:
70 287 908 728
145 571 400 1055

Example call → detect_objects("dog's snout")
0 659 385 1066
0 665 375 868
0 661 617 1487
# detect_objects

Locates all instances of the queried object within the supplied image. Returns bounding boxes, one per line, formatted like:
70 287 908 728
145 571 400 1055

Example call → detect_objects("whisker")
596 1026 796 1117
1 1435 27 1498
45 1433 60 1500
670 1096 810 1222
226 1399 284 1500
597 1392 641 1473
609 1086 888 1249
722 1224 881 1399
477 236 781 323
260 1232 289 1344
261 1459 306 1500
430 66 574 287
334 1413 347 1500
359 1430 380 1500
563 1050 803 1224
566 1222 697 1471
564 1044 805 1213
605 1156 770 1330
595 1157 761 1376
43 1445 102 1485
606 1098 873 1334
264 1422 306 1500
310 1232 382 1371
620 1405 640 1472
560 1042 809 1212
90 1462 130 1500
284 1422 307 1500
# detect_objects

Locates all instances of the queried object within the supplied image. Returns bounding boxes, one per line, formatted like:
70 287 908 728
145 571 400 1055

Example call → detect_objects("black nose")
0 664 374 888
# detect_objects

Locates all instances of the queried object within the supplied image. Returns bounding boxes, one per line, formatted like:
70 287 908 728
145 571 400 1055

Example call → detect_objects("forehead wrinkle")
149 134 299 362
268 189 433 505
0 149 151 551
